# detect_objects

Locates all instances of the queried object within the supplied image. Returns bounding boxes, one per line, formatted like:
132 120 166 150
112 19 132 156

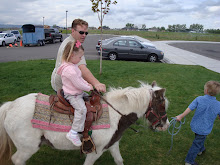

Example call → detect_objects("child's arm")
176 108 192 121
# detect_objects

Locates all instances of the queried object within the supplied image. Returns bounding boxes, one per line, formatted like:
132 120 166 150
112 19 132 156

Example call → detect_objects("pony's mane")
105 82 153 115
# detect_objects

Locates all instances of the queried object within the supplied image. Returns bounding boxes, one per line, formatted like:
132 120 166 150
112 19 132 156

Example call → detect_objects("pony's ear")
154 88 166 97
161 88 166 95
151 81 157 87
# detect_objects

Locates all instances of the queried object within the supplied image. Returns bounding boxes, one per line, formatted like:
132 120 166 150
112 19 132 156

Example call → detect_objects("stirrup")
81 136 96 154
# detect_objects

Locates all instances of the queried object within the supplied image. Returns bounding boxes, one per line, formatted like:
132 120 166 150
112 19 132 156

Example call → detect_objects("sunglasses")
75 30 88 35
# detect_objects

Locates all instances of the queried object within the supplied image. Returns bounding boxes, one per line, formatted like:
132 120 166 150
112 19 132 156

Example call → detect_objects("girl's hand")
89 84 93 91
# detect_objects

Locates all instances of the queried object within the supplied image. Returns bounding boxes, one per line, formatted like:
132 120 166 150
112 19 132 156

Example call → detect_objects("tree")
190 24 204 32
160 26 166 31
205 29 220 34
102 25 110 30
125 23 134 29
91 0 117 74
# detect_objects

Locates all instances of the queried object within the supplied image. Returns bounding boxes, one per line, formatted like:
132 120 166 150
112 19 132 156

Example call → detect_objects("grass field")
0 60 220 165
17 29 220 42
88 30 220 42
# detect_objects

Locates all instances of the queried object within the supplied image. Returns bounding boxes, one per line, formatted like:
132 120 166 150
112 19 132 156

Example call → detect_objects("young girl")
176 81 220 165
57 40 93 147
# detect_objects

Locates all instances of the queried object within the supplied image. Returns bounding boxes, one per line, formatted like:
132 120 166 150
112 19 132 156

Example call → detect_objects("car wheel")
17 37 20 42
52 38 55 44
2 41 6 47
38 40 42 46
148 54 158 62
60 36 63 42
108 52 117 60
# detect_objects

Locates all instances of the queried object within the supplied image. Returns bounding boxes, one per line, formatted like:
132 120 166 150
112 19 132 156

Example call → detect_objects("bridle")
145 90 167 128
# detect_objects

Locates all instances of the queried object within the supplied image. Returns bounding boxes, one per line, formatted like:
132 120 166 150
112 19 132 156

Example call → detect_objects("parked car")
96 36 156 51
96 36 164 62
44 28 63 43
0 33 17 47
4 30 22 42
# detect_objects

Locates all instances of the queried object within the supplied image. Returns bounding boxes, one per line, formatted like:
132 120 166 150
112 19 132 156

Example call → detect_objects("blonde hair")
204 81 220 96
62 41 84 63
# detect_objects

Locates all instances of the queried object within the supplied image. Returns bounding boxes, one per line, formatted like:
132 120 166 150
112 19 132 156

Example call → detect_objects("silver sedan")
96 36 164 62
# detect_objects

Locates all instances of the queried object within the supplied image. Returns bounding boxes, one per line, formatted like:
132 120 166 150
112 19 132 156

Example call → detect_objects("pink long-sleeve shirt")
57 62 91 95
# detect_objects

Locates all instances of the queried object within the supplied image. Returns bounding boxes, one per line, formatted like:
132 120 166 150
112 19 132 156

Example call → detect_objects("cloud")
0 0 219 29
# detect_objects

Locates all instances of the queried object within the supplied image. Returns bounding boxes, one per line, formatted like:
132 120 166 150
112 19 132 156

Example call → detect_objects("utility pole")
66 10 68 35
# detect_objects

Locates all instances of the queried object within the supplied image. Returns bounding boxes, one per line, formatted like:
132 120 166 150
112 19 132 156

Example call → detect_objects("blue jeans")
185 133 206 164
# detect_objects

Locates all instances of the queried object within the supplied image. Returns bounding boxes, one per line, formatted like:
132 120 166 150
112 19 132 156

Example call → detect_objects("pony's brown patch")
104 113 138 149
39 135 55 148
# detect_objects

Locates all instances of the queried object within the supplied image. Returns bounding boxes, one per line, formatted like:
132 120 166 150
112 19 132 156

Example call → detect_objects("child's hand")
176 115 182 122
89 84 93 91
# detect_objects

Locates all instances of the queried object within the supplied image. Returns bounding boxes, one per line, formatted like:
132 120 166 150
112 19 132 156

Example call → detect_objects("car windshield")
11 31 18 34
49 29 55 33
102 38 114 45
0 34 5 38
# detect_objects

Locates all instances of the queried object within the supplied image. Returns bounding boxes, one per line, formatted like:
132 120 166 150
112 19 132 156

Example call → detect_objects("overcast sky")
1 0 220 29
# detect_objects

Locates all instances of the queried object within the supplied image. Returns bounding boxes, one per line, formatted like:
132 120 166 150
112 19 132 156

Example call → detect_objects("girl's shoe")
66 132 82 147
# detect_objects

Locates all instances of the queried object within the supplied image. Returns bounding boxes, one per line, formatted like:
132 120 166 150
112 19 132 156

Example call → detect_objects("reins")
167 116 185 154
92 90 139 133
92 90 124 116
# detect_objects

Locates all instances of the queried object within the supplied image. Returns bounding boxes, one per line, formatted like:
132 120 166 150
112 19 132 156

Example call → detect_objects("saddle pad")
31 93 110 132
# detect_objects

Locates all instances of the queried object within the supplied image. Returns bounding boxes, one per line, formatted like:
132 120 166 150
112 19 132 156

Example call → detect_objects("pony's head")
144 81 169 131
107 81 169 132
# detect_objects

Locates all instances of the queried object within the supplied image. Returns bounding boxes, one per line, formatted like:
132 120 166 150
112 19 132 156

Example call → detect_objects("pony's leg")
109 141 124 165
83 149 104 165
11 148 39 165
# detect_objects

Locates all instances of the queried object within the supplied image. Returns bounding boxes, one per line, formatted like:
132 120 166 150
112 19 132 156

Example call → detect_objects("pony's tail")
0 102 13 163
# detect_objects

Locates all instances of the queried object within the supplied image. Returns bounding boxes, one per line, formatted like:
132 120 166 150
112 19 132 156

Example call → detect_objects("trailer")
22 24 45 46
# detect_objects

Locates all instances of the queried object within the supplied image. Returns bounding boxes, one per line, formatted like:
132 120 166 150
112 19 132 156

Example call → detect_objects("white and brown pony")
0 81 169 165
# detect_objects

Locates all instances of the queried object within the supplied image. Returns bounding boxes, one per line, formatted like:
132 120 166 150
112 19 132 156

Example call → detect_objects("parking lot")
168 42 220 61
0 34 115 63
0 34 219 73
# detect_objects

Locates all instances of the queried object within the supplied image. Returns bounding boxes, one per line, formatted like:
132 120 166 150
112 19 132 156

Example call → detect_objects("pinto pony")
0 81 169 165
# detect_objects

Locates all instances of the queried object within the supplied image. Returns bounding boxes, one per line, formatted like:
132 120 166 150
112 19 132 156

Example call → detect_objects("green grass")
0 60 220 165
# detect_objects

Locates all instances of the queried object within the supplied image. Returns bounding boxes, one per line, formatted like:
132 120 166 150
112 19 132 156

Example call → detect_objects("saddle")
49 89 103 154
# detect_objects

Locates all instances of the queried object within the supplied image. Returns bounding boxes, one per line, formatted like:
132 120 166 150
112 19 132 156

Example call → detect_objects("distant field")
17 29 220 42
88 30 220 42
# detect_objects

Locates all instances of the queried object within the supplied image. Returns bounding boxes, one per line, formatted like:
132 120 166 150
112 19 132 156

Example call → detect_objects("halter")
145 90 167 127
